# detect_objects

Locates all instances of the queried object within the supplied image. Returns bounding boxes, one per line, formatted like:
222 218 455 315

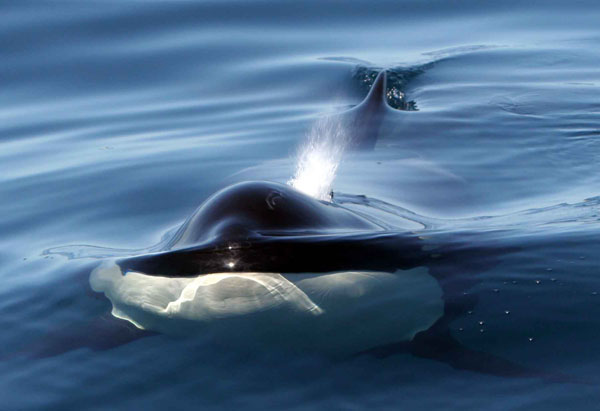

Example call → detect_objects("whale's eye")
265 190 284 210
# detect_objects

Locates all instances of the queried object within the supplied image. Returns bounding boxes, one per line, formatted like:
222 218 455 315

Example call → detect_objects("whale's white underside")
91 261 443 355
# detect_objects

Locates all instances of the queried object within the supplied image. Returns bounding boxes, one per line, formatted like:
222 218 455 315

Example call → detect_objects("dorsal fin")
345 70 390 151
358 70 388 110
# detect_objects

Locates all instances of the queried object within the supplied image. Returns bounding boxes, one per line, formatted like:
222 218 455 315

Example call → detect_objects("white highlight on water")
287 116 349 201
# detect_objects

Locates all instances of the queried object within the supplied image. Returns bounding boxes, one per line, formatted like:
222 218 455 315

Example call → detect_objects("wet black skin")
117 180 426 277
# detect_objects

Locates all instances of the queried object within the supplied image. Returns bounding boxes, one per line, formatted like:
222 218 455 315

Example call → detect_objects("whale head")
168 180 382 248
116 180 424 277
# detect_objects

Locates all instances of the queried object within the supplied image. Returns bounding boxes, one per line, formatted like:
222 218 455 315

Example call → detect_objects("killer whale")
28 69 573 382
79 179 565 382
85 180 444 352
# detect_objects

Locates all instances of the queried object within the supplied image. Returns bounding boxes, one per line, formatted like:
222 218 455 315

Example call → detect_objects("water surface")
1 1 600 409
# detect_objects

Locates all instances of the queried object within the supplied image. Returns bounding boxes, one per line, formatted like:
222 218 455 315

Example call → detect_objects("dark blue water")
2 1 600 409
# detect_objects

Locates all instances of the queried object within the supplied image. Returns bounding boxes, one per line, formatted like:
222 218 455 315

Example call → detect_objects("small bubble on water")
504 310 510 315
535 280 541 284
478 321 485 326
592 291 598 296
493 288 499 293
528 337 534 342
479 329 485 333
512 280 517 284
467 310 473 315
546 268 553 272
551 278 556 282
458 327 464 331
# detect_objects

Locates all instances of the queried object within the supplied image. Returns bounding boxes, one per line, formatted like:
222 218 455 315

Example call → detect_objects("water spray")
287 115 349 201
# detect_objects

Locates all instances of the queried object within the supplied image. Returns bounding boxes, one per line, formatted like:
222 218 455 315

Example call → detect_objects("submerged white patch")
288 269 444 354
91 261 443 355
90 261 322 334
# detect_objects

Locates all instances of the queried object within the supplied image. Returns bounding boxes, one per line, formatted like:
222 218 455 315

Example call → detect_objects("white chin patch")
90 261 443 355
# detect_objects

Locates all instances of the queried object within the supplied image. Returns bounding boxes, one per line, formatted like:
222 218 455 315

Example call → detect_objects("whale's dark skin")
118 181 425 278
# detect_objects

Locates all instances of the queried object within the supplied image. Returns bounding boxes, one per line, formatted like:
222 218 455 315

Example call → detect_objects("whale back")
117 181 425 277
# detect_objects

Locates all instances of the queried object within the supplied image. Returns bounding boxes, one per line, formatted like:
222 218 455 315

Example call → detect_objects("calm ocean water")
1 1 600 409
